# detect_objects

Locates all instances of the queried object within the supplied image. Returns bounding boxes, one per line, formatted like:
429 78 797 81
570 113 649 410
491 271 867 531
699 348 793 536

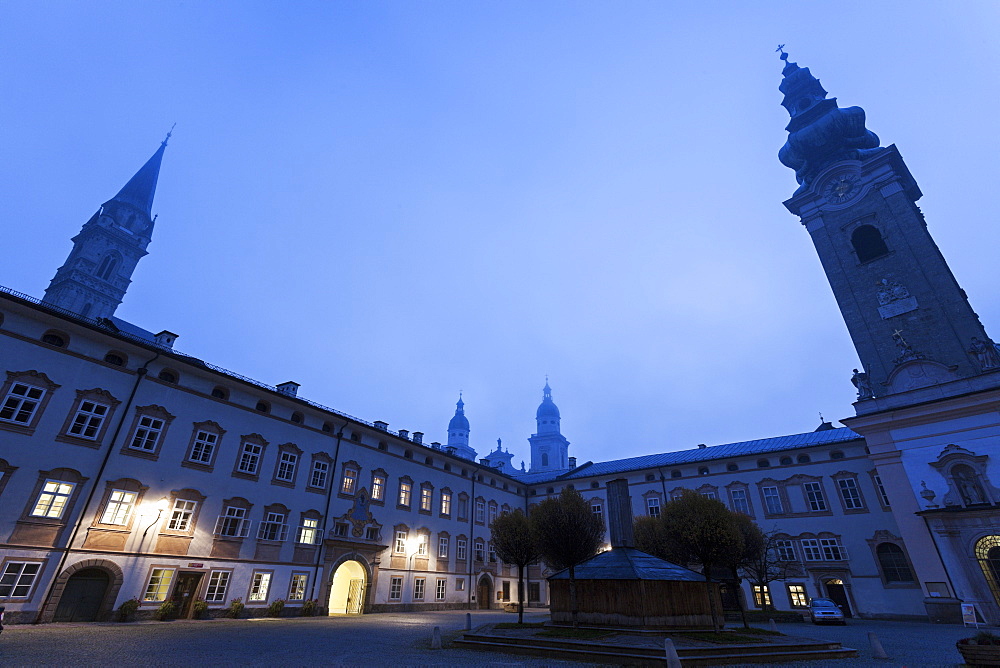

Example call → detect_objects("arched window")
780 456 793 466
42 330 67 347
976 535 1000 606
290 412 304 424
255 401 270 413
876 543 914 582
851 225 889 262
726 463 739 472
96 253 121 280
157 369 178 384
541 453 549 467
671 469 682 478
211 386 229 400
797 454 811 464
831 450 845 460
104 352 126 367
698 466 709 476
757 459 770 468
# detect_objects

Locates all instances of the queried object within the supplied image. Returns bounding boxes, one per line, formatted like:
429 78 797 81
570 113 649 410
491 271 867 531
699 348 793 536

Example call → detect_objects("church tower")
529 380 570 472
777 52 997 402
446 395 476 460
43 135 170 320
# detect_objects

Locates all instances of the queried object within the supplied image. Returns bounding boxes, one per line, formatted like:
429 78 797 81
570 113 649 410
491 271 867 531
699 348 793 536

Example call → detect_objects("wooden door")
171 573 203 618
53 568 109 622
477 576 491 610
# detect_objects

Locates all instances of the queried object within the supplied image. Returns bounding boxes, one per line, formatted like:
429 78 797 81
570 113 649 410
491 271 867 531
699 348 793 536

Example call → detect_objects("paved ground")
0 610 986 667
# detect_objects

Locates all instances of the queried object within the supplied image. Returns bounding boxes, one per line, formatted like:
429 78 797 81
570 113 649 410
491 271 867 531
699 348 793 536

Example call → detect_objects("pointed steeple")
111 129 170 216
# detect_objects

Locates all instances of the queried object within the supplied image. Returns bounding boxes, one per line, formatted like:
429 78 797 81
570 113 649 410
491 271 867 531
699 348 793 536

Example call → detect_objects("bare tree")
490 509 540 624
739 528 802 611
530 488 604 628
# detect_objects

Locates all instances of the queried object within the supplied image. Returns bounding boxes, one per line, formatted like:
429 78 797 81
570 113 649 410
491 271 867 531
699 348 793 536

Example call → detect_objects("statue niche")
929 445 998 509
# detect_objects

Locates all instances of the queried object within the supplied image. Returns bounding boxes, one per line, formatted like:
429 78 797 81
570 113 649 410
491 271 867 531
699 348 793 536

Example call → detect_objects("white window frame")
0 382 45 424
130 415 165 451
457 538 467 561
820 537 847 560
205 570 231 603
167 498 197 531
257 512 288 542
801 538 823 561
99 489 137 525
440 491 451 516
837 478 864 509
438 536 449 558
413 577 425 600
774 539 796 561
475 500 485 523
143 567 175 601
341 468 358 495
752 584 771 607
371 474 385 501
237 441 263 475
646 496 661 518
297 517 319 545
289 573 308 601
275 451 298 482
762 486 783 514
31 480 75 519
395 530 407 554
787 583 808 607
730 488 750 514
420 487 432 512
68 400 109 439
310 460 329 489
417 534 428 556
0 561 42 598
389 576 402 600
398 481 412 507
215 506 250 538
248 571 272 602
436 578 446 601
474 540 485 562
189 430 218 464
873 474 891 506
803 481 827 511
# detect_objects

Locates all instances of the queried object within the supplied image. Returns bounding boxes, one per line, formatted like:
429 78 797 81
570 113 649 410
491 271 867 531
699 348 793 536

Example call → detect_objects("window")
413 577 425 600
801 539 823 561
41 331 66 347
436 579 446 601
334 523 348 537
273 445 301 484
68 400 110 439
258 511 288 541
0 381 47 425
205 571 231 603
873 474 890 507
456 578 466 592
440 490 452 516
31 480 75 518
395 530 407 554
820 537 847 560
670 470 681 478
438 536 449 558
157 369 177 384
837 478 864 510
341 468 358 495
851 224 889 262
96 252 120 280
290 412 303 424
188 428 220 464
297 517 320 545
474 539 485 562
143 568 175 601
289 573 308 600
365 526 379 540
215 506 250 538
130 414 166 452
752 584 771 608
803 482 827 511
591 502 603 524
774 540 797 561
488 502 498 525
762 486 783 514
780 456 793 466
876 543 915 582
646 496 661 518
248 571 272 602
211 386 229 400
417 534 428 556
729 488 751 515
0 561 41 598
698 467 709 476
389 576 402 600
457 495 469 521
237 440 264 475
502 581 511 600
797 454 811 464
167 498 197 531
757 459 770 468
830 450 845 460
99 489 137 525
700 490 717 500
457 538 467 561
488 543 497 563
726 463 738 472
398 480 412 508
420 486 433 512
310 459 330 489
475 499 485 523
371 474 386 501
255 401 269 413
787 584 808 607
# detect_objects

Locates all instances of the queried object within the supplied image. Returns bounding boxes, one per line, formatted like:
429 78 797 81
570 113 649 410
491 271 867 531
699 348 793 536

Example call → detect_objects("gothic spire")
110 130 171 216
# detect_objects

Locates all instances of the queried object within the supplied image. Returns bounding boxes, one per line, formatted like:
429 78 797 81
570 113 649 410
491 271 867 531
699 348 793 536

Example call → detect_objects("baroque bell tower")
43 134 170 320
777 51 997 403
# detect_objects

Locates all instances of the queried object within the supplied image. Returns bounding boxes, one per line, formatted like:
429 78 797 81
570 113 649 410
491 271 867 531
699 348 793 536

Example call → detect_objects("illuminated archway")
329 559 367 614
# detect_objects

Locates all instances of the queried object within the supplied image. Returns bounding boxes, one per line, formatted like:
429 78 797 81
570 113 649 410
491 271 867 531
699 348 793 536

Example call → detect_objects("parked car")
808 598 846 624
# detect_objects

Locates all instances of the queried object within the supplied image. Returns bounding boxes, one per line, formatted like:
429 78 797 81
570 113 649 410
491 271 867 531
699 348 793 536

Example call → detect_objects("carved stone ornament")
338 487 382 539
876 278 910 305
851 368 874 400
928 444 999 509
968 336 1000 371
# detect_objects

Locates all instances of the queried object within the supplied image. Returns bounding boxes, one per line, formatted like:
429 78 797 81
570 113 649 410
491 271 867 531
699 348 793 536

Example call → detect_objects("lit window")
237 441 263 475
143 568 175 601
0 562 41 598
438 536 449 558
310 460 329 489
167 499 197 531
398 481 411 507
752 585 771 608
646 497 660 518
298 518 319 545
420 487 432 512
457 538 467 561
762 486 783 514
413 577 425 600
417 535 428 556
341 469 358 495
436 579 447 601
289 573 308 600
395 530 407 554
371 475 385 501
205 571 231 603
389 576 402 600
68 401 109 439
189 430 218 464
787 584 808 607
248 571 271 602
730 488 751 514
31 480 75 518
130 415 165 451
275 451 298 482
837 478 864 509
440 491 452 516
257 512 287 541
0 383 45 425
215 506 249 537
99 489 136 525
803 482 827 511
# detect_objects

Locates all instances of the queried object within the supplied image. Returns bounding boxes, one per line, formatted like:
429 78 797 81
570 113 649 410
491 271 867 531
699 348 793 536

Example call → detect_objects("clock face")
824 174 860 204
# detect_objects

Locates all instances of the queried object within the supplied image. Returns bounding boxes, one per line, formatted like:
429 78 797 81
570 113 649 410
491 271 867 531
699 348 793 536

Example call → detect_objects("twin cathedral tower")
39 53 1000 470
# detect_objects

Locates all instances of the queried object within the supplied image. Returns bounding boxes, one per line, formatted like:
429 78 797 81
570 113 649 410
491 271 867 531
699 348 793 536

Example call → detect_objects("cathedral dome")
536 381 560 420
448 397 470 431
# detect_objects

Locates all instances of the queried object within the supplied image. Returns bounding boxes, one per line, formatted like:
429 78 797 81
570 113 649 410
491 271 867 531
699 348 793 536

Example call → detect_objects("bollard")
769 618 778 633
868 631 889 659
465 612 472 630
664 638 682 668
431 625 442 650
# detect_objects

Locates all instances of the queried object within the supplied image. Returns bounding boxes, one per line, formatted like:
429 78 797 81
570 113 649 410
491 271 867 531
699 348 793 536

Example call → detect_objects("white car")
808 597 846 624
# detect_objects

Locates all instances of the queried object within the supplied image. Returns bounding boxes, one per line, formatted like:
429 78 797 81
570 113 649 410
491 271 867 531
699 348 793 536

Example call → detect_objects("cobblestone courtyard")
0 609 984 667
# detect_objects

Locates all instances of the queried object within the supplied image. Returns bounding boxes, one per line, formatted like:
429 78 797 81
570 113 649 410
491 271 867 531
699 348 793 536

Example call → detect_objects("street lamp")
140 497 170 544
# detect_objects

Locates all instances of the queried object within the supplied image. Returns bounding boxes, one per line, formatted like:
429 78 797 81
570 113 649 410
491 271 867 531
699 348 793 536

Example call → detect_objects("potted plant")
266 598 285 618
957 630 1000 666
300 599 318 617
227 597 245 619
154 600 177 621
192 598 209 620
117 597 140 622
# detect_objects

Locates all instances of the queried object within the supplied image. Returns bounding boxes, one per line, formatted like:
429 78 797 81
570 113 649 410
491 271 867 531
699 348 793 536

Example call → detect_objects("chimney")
412 432 423 444
373 421 388 431
697 443 707 449
276 381 300 397
605 478 635 548
154 330 178 349
398 429 409 440
568 456 577 469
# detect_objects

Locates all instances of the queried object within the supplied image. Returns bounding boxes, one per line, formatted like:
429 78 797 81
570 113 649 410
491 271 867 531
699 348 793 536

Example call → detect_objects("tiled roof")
515 426 863 484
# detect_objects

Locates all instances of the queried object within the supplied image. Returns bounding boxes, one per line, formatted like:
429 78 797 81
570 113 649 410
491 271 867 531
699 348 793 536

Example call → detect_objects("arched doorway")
975 535 1000 606
477 574 492 610
329 559 367 614
53 568 110 622
824 578 853 618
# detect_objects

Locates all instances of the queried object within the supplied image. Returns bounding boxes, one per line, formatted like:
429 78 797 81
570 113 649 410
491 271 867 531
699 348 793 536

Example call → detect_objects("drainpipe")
35 352 159 623
467 465 479 610
309 421 348 606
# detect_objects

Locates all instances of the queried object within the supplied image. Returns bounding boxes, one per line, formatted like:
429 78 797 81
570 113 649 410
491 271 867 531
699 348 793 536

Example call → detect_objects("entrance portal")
329 560 367 614
53 568 110 622
477 575 492 610
824 578 853 618
170 572 204 619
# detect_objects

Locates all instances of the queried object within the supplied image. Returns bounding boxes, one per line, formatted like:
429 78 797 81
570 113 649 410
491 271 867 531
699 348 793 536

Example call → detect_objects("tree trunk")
568 564 579 629
731 568 748 629
704 566 720 632
517 564 525 625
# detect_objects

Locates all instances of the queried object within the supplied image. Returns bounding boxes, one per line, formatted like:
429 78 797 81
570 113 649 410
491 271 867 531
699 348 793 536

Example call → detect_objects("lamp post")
139 497 170 549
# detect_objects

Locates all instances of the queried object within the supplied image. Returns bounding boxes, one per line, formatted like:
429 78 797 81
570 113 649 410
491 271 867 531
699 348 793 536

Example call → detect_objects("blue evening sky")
2 2 999 468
